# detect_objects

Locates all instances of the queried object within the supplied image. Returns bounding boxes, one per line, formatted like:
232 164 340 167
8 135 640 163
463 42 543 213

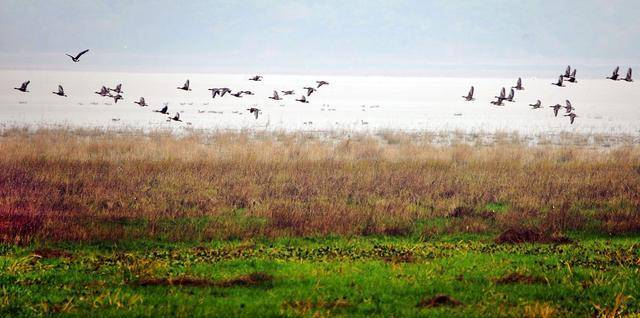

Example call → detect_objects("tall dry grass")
1 128 639 243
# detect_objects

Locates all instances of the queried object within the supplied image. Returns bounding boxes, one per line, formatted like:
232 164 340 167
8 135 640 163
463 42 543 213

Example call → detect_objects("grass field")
1 128 639 317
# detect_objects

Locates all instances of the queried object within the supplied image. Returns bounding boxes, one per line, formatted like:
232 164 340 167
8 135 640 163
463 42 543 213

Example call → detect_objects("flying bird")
109 84 123 94
316 80 329 88
552 75 564 87
462 86 474 101
564 100 574 113
512 78 524 90
303 87 317 96
246 107 260 119
230 91 244 98
134 97 147 107
219 88 232 97
14 81 30 92
607 66 620 80
249 75 263 81
565 112 578 124
491 87 506 106
95 86 109 96
269 90 282 100
505 88 515 102
154 104 169 114
208 88 221 98
177 80 191 91
296 95 309 103
241 90 254 95
529 100 542 109
65 49 89 62
562 65 572 78
109 93 123 103
621 68 633 82
169 112 182 122
567 69 577 83
52 85 67 97
549 104 562 117
281 90 295 95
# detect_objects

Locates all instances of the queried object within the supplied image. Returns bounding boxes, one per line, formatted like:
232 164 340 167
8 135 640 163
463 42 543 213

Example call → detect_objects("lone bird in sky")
249 75 263 81
66 49 89 62
462 86 474 101
52 85 67 97
246 107 260 119
177 80 191 91
607 66 620 80
109 93 123 103
281 90 295 95
14 81 30 92
316 80 329 88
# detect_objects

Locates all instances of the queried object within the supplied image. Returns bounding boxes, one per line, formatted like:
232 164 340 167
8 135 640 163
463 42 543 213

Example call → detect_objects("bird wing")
185 80 189 88
254 110 259 119
75 49 89 59
22 81 30 90
566 100 571 108
273 90 279 98
58 85 64 94
565 66 570 76
571 69 576 77
470 86 474 96
614 66 619 75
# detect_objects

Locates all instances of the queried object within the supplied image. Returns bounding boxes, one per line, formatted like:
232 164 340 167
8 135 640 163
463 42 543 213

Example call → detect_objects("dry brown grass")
1 128 639 243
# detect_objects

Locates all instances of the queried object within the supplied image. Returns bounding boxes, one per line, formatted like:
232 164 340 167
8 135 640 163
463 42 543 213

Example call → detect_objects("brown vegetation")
494 272 546 285
135 272 273 288
0 128 639 243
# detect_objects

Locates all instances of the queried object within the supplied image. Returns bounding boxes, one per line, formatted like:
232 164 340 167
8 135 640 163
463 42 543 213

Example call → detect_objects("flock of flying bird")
11 49 331 123
10 49 636 126
461 65 634 124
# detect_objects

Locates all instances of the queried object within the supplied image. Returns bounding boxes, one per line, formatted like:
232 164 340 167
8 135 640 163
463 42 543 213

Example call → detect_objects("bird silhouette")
296 95 309 103
109 93 123 103
303 87 317 96
52 85 67 97
154 104 169 114
621 68 633 82
562 66 572 78
462 86 474 101
552 75 564 87
564 100 574 113
65 49 89 62
109 84 123 94
177 80 191 91
134 97 147 107
249 75 263 81
94 86 109 96
491 87 506 106
565 112 578 124
269 90 282 100
529 100 542 109
246 107 260 119
549 104 562 117
281 90 295 95
607 66 620 80
14 81 30 92
169 112 182 122
512 78 524 90
230 91 244 98
567 69 577 83
505 88 515 102
316 80 329 88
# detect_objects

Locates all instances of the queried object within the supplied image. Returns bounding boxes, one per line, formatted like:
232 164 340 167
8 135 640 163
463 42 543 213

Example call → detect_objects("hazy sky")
0 0 638 76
